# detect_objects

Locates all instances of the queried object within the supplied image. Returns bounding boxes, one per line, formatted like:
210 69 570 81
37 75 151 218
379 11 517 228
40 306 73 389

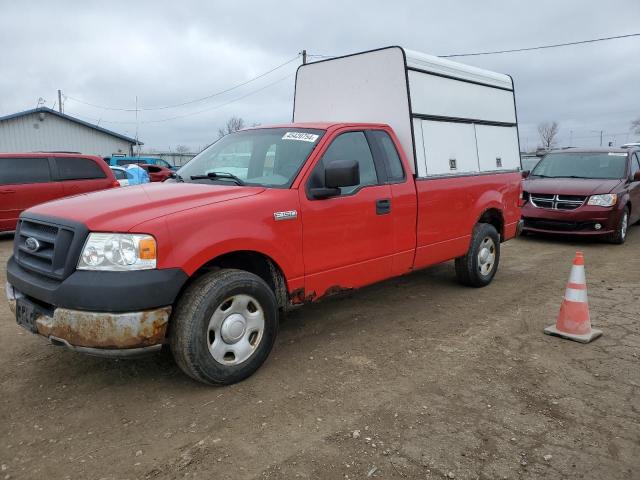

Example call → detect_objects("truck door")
299 130 394 298
365 130 417 276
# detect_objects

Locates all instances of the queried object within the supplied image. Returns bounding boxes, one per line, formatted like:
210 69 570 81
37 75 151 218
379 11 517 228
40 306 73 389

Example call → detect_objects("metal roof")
0 107 141 145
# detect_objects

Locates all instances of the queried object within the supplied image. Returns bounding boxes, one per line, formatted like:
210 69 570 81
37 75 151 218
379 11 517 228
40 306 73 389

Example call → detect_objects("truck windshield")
178 128 325 187
531 152 628 180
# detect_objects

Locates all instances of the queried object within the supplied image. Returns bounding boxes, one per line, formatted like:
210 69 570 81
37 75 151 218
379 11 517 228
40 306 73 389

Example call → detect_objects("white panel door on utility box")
408 71 516 124
420 120 479 176
475 125 520 172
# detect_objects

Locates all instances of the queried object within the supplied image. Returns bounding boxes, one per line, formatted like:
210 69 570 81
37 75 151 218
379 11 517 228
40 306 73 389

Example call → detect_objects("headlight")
587 194 617 207
78 233 157 271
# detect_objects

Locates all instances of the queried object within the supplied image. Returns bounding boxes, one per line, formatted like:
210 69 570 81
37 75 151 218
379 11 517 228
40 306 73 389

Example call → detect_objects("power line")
64 55 300 112
75 72 294 125
441 32 640 57
141 73 295 123
308 32 640 60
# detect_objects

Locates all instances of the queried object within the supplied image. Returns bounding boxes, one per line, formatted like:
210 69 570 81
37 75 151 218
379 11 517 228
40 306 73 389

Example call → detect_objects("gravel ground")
0 228 638 480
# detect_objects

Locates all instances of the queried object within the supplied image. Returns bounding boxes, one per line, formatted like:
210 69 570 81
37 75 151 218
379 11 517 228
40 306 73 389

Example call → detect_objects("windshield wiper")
190 171 245 186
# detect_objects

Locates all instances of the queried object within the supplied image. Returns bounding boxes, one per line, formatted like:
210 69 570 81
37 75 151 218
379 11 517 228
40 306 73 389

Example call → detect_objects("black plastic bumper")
7 256 188 313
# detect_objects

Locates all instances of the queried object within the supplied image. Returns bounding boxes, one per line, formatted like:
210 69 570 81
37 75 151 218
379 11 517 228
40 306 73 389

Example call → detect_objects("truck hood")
25 183 265 231
523 177 622 196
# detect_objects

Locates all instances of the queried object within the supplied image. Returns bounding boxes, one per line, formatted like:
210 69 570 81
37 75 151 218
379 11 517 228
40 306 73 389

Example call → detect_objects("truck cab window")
312 131 378 195
367 130 405 182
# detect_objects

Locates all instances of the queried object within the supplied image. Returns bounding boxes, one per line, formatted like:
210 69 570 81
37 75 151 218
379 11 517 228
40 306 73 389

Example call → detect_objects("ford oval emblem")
25 237 41 252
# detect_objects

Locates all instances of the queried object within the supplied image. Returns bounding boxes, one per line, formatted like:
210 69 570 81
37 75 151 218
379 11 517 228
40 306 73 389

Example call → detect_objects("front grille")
529 193 586 210
524 218 598 232
15 219 77 280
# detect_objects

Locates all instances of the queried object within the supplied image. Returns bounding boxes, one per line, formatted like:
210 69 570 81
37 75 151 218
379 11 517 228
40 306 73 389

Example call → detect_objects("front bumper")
521 202 620 236
6 282 171 356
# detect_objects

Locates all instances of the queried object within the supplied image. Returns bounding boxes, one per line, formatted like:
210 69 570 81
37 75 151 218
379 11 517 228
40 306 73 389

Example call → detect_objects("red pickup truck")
5 47 522 385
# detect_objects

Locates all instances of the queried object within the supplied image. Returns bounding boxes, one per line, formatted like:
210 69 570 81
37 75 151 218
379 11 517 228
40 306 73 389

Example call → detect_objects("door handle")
0 189 16 194
376 198 391 215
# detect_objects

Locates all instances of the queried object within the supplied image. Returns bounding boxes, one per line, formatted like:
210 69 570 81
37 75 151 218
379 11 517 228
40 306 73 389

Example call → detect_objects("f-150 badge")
273 210 298 221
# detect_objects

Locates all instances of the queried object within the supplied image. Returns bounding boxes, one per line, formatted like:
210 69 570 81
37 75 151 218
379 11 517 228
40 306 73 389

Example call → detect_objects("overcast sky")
2 0 639 152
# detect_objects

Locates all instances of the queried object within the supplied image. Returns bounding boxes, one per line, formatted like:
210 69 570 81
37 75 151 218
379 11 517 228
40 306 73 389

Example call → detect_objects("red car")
0 153 119 232
522 148 640 243
139 163 173 182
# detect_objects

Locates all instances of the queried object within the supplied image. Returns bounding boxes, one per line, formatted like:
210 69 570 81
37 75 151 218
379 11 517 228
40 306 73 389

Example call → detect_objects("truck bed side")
413 172 521 269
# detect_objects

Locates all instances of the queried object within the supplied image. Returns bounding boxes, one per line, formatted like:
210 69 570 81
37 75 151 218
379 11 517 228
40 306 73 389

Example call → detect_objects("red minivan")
0 153 119 232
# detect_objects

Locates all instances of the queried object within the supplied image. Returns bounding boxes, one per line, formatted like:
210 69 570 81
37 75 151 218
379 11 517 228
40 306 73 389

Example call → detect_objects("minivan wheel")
170 269 278 385
608 207 629 245
455 223 501 287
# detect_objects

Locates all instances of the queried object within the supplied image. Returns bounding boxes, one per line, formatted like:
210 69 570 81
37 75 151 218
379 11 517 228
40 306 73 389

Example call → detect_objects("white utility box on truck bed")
293 46 521 176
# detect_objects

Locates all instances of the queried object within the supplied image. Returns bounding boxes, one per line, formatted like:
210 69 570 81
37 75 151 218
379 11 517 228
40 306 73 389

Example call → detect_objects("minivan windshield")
177 128 325 187
531 152 628 180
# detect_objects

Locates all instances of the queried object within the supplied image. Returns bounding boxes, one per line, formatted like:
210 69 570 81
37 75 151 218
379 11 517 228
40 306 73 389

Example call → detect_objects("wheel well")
477 208 504 240
188 251 289 309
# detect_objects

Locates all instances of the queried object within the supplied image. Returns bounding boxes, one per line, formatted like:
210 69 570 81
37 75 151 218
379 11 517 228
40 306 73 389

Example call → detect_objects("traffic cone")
544 252 602 343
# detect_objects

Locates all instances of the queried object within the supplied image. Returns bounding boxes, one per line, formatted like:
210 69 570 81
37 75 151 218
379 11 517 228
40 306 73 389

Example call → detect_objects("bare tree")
631 118 640 135
217 116 246 139
538 121 560 150
175 145 190 154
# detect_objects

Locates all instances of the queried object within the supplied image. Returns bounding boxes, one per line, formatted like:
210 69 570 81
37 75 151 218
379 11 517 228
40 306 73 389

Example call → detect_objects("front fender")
155 189 304 283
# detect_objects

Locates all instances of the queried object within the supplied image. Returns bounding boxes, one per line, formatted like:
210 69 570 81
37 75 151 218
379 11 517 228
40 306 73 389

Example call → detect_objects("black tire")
608 207 629 244
455 223 501 288
170 269 279 385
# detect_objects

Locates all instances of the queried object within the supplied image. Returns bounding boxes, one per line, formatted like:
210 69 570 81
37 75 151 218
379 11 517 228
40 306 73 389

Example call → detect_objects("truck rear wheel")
170 269 278 385
455 223 500 287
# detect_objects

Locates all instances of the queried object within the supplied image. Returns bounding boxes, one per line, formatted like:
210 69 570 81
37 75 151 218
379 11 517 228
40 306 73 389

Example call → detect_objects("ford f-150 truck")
5 47 523 385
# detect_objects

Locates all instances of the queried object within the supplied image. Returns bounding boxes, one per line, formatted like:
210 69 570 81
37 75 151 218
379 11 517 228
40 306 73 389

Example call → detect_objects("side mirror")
309 159 360 199
634 171 640 182
521 170 530 179
326 159 360 188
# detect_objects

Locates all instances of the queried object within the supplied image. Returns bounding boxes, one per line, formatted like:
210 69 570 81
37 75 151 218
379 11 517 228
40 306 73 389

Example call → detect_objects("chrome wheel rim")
477 237 496 276
207 294 265 365
621 212 628 239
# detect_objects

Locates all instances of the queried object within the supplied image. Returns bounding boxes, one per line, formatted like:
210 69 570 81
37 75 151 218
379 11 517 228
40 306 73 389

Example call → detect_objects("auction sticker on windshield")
608 153 627 156
282 132 319 142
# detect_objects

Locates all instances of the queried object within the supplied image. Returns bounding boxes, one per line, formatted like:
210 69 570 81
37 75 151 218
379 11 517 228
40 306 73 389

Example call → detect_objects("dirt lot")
0 229 638 480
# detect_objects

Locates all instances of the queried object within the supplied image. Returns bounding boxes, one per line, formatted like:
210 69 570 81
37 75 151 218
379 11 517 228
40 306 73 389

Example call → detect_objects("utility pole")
58 89 63 113
301 49 307 65
134 95 140 156
591 130 604 147
569 130 573 147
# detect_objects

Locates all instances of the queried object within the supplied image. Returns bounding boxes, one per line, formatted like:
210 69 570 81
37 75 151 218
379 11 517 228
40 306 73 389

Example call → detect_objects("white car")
110 166 129 186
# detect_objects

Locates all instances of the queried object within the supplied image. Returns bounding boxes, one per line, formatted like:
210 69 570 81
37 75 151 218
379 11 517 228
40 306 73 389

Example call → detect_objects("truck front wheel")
455 223 501 287
170 269 279 385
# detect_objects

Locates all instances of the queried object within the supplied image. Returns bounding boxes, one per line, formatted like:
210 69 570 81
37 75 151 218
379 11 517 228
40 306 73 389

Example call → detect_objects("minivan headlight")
587 194 617 207
78 233 157 271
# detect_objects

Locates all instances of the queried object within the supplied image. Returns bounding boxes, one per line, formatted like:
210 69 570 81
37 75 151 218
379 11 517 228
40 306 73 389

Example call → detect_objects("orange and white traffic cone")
544 251 602 343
